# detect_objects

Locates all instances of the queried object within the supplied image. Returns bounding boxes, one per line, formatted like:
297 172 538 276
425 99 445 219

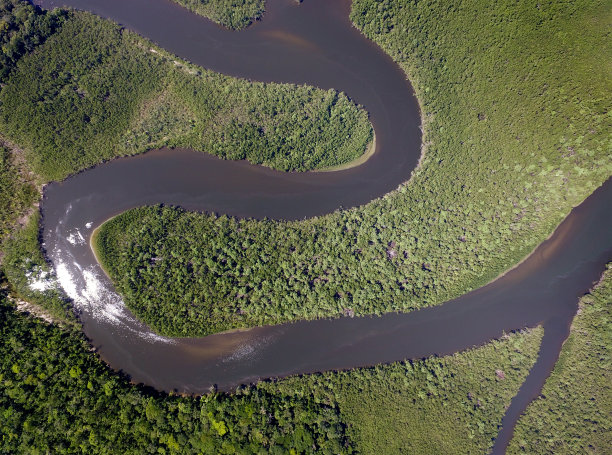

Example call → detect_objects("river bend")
33 0 612 453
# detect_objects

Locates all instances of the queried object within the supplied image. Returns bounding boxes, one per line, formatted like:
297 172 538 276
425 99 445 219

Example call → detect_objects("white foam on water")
81 267 125 325
85 222 93 229
66 229 86 246
55 261 80 302
54 258 171 344
225 343 256 362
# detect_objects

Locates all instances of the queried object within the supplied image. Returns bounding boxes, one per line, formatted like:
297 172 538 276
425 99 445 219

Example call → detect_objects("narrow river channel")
34 0 612 453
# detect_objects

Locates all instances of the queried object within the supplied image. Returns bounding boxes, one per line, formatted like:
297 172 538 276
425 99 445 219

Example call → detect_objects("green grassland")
96 0 611 337
508 265 612 454
0 279 543 453
170 0 264 30
0 9 371 181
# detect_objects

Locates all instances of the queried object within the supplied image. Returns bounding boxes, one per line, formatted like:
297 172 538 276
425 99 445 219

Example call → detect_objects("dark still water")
34 0 611 453
42 161 612 395
35 0 422 216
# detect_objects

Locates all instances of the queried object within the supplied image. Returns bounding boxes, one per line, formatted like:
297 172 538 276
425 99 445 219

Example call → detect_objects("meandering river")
34 0 612 452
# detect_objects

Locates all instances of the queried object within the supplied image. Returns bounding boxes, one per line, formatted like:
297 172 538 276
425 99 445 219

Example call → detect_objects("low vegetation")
171 0 264 30
95 0 611 336
0 144 38 246
0 10 371 181
508 265 612 454
0 277 543 453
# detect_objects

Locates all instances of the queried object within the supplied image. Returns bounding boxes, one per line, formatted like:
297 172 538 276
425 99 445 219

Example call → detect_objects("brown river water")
34 0 612 452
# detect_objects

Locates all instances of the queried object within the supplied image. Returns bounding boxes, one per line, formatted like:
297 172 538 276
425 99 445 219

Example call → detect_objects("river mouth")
30 0 612 451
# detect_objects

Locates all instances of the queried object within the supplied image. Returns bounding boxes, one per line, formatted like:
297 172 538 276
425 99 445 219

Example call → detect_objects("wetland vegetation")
508 265 612 454
96 0 611 336
0 0 609 452
0 282 542 453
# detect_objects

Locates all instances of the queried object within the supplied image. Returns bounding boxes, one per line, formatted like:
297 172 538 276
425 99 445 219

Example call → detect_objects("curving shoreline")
31 0 612 452
316 132 377 172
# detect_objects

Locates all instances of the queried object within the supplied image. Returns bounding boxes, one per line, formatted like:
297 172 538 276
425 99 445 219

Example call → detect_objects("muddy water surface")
34 0 612 453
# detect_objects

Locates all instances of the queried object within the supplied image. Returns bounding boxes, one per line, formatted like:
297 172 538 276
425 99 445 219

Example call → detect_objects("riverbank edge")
89 176 608 339
507 264 612 453
478 179 608 290
316 132 376 172
32 0 608 340
90 222 114 282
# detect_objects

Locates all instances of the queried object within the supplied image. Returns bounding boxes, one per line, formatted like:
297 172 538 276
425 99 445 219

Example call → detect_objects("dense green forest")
261 327 543 454
0 10 371 181
0 278 542 453
95 0 611 336
0 0 610 452
170 0 264 30
0 0 62 258
0 0 66 83
0 287 349 454
508 265 612 454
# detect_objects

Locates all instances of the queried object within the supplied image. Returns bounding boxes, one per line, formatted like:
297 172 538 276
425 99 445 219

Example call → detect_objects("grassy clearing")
508 265 612 454
95 0 611 337
170 0 264 30
0 11 371 181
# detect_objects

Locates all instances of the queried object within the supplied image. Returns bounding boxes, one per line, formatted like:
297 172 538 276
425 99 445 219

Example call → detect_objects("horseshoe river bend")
33 0 611 452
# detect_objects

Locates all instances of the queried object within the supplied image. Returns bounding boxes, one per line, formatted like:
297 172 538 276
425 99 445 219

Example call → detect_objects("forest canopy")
0 0 609 453
170 0 264 30
0 11 371 181
0 282 543 454
95 0 611 336
0 0 66 83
